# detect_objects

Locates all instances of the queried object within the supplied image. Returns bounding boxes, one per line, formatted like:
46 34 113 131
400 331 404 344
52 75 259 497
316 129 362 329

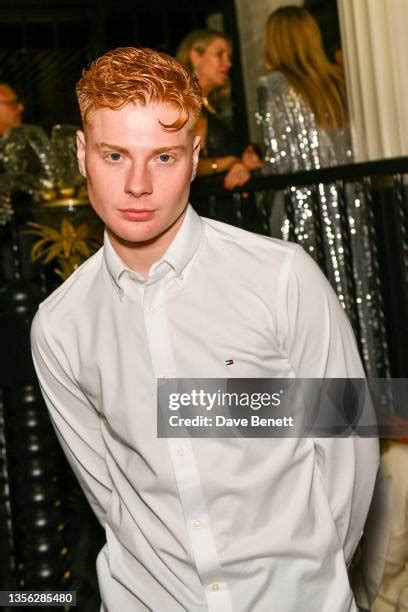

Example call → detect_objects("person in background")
0 84 25 224
352 433 408 612
256 5 387 379
176 29 261 191
257 6 351 178
256 5 351 244
0 83 24 137
177 29 263 230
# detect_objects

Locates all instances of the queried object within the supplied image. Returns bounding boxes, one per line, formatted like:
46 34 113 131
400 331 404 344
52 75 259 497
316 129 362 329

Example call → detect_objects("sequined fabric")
256 71 389 377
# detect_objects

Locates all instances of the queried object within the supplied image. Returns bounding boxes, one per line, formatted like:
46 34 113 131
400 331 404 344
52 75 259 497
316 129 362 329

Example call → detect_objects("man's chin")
107 206 188 249
109 228 161 248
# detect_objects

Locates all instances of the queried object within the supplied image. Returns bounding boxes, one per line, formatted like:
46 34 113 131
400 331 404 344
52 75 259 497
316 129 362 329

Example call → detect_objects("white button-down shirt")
31 205 379 612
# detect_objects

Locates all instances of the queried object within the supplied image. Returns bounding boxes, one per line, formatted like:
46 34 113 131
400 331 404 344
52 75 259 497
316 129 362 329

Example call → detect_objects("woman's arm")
197 154 241 177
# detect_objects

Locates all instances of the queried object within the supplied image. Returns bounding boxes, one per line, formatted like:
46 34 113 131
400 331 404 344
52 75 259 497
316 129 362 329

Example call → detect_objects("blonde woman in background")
177 29 261 191
257 6 352 241
257 5 389 378
257 5 351 176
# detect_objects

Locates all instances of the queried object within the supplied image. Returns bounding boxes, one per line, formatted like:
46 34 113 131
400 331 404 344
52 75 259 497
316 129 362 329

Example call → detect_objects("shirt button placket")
143 281 233 612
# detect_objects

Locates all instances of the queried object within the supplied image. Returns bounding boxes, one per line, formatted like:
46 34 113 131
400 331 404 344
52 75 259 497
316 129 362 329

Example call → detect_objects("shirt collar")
104 204 203 291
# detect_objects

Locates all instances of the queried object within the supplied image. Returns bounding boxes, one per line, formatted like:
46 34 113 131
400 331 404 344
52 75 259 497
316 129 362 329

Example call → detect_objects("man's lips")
119 209 155 221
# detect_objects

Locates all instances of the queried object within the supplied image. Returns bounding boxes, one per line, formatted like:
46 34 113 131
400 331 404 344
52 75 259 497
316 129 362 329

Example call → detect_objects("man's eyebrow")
98 143 129 154
97 143 187 155
151 145 187 154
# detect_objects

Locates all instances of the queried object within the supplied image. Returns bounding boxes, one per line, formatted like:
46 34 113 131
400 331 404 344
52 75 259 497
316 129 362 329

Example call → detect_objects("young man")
31 47 378 612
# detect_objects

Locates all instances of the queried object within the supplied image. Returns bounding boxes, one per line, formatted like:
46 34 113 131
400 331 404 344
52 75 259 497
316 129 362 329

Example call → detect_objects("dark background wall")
0 0 249 148
304 0 341 62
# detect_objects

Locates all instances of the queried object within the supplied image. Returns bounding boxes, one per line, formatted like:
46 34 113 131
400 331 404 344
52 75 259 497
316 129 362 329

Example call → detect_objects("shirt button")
176 273 184 281
211 583 220 592
193 520 201 528
177 447 185 456
148 304 156 313
118 288 124 298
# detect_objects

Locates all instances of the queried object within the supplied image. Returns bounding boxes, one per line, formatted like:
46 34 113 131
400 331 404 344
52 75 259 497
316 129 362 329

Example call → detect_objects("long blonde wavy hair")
265 7 347 129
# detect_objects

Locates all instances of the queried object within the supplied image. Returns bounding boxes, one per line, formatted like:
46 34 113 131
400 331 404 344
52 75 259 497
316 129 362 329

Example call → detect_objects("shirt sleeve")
30 308 112 526
277 245 380 564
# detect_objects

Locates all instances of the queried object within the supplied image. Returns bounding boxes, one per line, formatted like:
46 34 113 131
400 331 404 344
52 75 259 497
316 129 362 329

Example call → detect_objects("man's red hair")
76 46 202 130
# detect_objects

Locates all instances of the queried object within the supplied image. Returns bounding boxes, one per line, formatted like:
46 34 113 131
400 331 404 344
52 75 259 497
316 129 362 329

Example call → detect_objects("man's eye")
159 153 172 163
108 153 122 161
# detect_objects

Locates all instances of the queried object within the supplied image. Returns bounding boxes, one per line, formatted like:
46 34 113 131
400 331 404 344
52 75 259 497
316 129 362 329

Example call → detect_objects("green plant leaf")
43 242 64 263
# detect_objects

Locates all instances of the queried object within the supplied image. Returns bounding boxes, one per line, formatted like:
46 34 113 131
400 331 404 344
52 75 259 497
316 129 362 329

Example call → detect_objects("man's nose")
124 162 153 197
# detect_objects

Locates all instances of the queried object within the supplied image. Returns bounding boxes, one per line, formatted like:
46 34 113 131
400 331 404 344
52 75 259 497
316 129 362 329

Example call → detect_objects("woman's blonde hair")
176 29 231 113
176 29 229 72
265 7 347 129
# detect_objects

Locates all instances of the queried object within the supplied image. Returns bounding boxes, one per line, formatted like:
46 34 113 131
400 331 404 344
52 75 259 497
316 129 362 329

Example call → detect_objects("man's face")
0 85 24 136
77 102 200 259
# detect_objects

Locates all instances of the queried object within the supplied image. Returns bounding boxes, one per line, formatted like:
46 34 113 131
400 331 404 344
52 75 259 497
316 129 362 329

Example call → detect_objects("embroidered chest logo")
225 359 234 366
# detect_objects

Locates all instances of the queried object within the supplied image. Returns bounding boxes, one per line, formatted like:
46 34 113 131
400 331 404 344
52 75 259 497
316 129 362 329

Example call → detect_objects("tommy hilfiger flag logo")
225 359 234 366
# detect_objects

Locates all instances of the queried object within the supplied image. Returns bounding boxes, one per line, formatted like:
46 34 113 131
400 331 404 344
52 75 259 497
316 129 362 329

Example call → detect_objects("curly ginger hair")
76 46 202 131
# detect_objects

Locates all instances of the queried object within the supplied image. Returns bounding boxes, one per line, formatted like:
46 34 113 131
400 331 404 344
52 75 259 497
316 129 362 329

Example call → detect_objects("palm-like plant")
25 218 101 280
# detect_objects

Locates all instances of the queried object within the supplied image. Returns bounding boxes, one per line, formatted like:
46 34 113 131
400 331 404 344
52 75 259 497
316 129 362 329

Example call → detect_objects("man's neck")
111 238 168 279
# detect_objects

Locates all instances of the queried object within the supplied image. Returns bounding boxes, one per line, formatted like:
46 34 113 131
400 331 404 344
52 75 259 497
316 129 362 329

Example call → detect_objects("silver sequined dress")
256 71 389 377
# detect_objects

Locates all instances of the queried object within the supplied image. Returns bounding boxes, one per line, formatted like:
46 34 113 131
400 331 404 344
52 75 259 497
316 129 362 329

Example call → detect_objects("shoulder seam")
39 247 104 309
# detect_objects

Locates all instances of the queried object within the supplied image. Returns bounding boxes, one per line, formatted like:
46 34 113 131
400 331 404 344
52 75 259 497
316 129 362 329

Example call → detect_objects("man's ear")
76 130 87 178
191 134 201 182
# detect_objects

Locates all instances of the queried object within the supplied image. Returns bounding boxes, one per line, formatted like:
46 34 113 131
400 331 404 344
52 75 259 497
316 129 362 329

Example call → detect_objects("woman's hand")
223 161 251 190
241 144 263 170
